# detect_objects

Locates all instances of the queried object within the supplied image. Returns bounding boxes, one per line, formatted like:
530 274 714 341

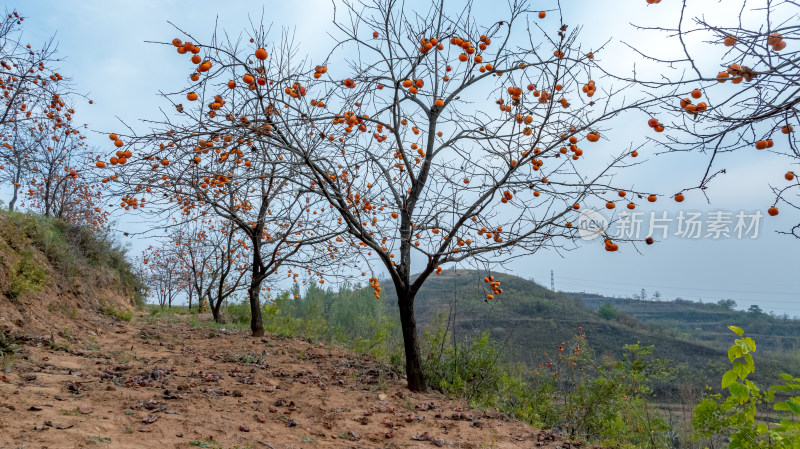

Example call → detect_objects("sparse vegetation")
0 209 146 311
5 249 47 299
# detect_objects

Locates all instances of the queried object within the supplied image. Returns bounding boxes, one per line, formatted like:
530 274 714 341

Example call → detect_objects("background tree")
598 303 619 320
141 246 186 308
173 217 247 322
20 118 107 229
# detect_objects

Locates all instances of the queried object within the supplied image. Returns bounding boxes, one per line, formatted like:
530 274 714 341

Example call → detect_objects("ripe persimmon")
674 193 685 202
768 206 779 216
255 48 268 60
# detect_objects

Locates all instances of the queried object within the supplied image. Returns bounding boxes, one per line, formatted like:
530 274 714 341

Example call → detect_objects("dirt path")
1 315 586 448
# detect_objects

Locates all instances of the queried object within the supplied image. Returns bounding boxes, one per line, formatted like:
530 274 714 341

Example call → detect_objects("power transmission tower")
550 270 554 292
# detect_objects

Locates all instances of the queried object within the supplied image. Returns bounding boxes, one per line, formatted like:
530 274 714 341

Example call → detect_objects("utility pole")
550 270 554 292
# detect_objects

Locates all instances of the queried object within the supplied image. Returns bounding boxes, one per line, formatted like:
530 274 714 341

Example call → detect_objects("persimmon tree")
106 0 680 390
1 10 68 208
104 30 349 335
0 9 104 229
21 122 107 229
0 10 65 128
143 1 673 391
628 0 798 234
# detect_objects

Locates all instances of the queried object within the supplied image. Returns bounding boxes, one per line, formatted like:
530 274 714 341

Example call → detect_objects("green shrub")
421 317 505 406
692 326 800 448
0 330 18 356
598 303 619 320
224 297 252 325
5 250 48 299
103 305 132 322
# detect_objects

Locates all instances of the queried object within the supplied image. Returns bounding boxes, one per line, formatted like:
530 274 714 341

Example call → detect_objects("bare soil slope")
0 314 588 449
0 211 140 336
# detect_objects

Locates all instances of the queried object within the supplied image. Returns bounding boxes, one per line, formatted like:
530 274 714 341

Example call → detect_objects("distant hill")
381 269 798 398
571 293 800 355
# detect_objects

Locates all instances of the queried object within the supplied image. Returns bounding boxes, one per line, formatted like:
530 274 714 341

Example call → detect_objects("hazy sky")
5 0 798 316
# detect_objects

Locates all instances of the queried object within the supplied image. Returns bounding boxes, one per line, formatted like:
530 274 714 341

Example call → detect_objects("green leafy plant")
692 326 800 448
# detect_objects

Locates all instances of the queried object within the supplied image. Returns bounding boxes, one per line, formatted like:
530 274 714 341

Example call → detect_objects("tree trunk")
8 170 19 211
8 188 17 211
211 293 224 323
398 293 426 392
248 282 264 337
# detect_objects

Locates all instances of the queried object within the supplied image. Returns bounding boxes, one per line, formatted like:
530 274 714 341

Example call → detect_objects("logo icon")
577 209 609 241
